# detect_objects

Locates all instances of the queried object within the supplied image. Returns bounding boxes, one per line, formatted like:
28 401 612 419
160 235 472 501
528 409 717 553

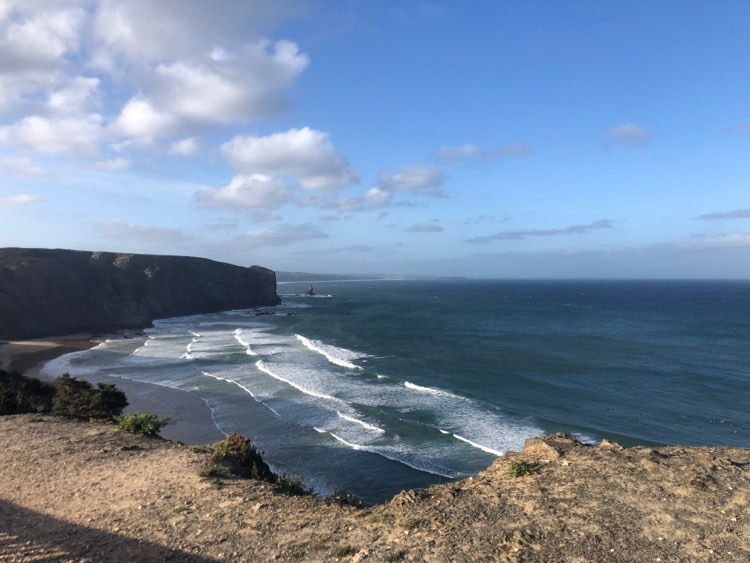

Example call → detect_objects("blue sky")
1 1 749 278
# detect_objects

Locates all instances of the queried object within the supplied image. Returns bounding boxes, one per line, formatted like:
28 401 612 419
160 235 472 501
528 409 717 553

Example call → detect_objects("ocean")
43 279 750 504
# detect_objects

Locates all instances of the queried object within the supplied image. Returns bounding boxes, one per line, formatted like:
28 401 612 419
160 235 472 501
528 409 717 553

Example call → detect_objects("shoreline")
0 335 225 445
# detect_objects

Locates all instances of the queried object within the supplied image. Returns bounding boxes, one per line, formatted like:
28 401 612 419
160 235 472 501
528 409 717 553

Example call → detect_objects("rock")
599 439 624 451
0 248 281 340
523 433 582 459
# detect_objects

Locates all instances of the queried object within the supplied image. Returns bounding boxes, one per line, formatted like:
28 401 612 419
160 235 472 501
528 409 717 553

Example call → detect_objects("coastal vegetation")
1 369 128 420
506 459 542 477
0 369 54 415
52 374 128 420
116 412 169 437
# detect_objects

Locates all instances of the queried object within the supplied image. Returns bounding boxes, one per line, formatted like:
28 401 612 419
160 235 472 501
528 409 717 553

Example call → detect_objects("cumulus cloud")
94 219 192 245
466 219 614 244
233 223 327 248
696 208 750 221
435 143 533 164
222 128 358 192
0 193 43 208
113 41 308 138
0 1 309 161
168 137 200 156
405 222 444 233
194 174 291 211
378 164 444 196
607 123 652 148
0 3 86 74
94 157 130 172
0 114 104 156
0 156 46 176
89 0 302 68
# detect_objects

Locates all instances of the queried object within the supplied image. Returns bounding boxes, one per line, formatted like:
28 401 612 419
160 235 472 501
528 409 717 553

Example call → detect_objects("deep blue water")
45 280 750 503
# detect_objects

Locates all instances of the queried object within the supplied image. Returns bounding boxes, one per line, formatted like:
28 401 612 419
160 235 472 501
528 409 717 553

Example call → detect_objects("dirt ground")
0 415 747 562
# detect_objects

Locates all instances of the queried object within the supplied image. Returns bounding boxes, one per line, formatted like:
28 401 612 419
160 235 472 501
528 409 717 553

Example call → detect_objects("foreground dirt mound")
0 416 747 562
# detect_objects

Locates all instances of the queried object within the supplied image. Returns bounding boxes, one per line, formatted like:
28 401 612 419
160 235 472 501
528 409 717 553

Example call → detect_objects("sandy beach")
0 335 225 445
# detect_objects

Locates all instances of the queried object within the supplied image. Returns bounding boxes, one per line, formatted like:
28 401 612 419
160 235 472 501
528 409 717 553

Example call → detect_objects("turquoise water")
44 280 750 503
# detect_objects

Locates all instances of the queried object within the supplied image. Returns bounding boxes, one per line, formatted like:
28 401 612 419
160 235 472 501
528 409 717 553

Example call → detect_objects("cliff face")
0 248 281 340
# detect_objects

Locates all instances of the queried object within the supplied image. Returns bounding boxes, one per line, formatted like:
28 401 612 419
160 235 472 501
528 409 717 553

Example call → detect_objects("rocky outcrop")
0 248 280 340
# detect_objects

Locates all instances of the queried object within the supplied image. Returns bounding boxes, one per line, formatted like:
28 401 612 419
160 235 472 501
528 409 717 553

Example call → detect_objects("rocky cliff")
0 248 281 340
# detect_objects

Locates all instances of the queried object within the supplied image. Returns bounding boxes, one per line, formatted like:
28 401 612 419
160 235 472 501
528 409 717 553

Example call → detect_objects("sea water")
43 280 750 503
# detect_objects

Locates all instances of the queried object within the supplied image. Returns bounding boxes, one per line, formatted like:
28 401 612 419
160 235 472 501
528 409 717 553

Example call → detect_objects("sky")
1 0 749 278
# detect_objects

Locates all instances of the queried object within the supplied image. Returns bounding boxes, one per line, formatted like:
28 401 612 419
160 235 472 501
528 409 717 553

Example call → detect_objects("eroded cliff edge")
0 248 281 340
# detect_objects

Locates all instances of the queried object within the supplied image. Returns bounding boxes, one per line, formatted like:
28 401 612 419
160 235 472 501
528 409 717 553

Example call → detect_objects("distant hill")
276 271 381 283
0 248 280 340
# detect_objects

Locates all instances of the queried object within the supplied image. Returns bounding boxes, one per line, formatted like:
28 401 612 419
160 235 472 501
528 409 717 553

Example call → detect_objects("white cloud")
94 157 131 172
234 223 327 247
696 208 750 221
378 164 444 196
435 143 533 164
89 0 302 68
405 221 444 233
168 137 200 156
47 76 100 115
607 123 652 148
114 96 180 138
0 114 104 156
0 156 46 176
94 219 192 245
222 128 358 192
465 219 615 244
0 193 43 208
0 3 86 73
194 174 291 210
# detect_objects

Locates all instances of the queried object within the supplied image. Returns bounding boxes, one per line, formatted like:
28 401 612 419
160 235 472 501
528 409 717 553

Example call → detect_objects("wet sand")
0 336 225 445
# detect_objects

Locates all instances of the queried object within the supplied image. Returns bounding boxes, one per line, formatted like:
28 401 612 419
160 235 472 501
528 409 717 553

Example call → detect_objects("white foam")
404 381 460 399
336 411 385 434
323 432 454 478
295 334 368 370
255 360 338 402
201 370 258 400
452 433 503 456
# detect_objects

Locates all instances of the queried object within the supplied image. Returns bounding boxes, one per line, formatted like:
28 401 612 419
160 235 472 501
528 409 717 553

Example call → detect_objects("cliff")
0 417 747 561
0 248 280 340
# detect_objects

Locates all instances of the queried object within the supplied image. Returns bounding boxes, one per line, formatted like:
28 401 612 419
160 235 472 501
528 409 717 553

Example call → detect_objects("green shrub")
332 546 357 558
0 369 54 415
198 465 230 478
211 432 274 481
52 374 128 420
116 412 169 436
507 460 541 477
275 474 312 496
385 550 407 562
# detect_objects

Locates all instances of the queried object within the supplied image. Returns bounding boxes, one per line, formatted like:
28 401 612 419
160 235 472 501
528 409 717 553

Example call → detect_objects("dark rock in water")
0 248 281 340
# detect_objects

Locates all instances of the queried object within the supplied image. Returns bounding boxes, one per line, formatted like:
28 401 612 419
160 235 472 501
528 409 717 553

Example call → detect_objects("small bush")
385 550 407 562
332 546 357 558
52 374 128 420
116 412 169 437
198 465 229 478
211 432 274 481
507 460 541 477
0 369 54 415
275 474 312 496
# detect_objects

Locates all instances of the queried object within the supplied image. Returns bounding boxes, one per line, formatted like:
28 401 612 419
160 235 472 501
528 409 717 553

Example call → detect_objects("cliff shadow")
0 498 215 562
